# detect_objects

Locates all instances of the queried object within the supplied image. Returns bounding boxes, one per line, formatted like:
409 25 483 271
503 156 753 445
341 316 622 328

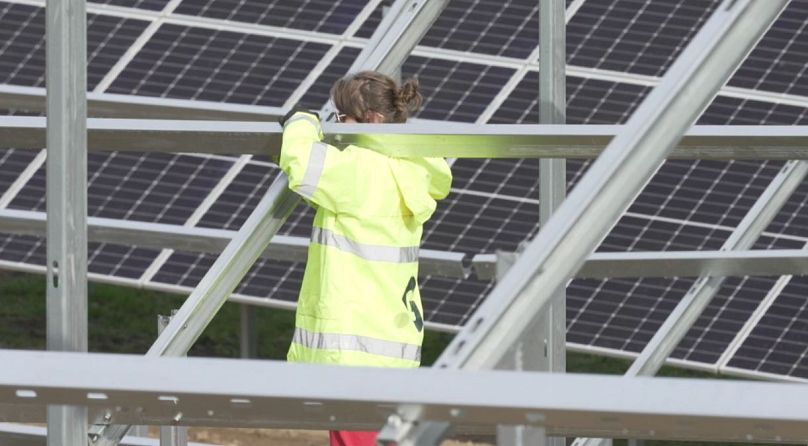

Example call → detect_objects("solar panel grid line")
91 0 183 94
280 0 382 110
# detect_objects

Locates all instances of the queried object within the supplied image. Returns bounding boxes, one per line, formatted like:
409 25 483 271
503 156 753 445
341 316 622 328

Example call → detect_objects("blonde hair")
330 70 423 123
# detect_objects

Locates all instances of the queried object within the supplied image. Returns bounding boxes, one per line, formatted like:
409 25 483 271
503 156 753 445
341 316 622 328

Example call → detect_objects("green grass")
0 271 784 446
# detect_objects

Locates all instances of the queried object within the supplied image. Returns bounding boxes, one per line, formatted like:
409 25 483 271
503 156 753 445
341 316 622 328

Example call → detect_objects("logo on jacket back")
401 276 424 332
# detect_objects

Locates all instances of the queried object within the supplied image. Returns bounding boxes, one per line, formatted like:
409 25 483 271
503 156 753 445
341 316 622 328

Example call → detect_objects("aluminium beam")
45 0 89 445
0 84 284 120
472 248 808 280
0 209 469 279
2 117 808 159
386 1 791 444
2 350 808 443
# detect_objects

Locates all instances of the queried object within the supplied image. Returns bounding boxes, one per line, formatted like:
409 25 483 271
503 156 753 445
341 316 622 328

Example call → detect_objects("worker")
277 70 452 446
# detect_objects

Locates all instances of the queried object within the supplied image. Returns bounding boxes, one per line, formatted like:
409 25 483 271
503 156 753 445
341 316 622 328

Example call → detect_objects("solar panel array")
1 0 807 381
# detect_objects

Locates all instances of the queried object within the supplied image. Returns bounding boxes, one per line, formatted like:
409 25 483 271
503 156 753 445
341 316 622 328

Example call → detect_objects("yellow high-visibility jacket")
280 112 452 368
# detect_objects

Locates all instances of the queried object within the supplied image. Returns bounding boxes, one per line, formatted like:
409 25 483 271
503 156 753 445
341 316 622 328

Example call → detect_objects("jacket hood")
389 157 452 224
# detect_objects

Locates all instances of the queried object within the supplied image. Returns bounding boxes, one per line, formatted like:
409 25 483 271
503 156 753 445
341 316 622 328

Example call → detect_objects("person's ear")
367 112 384 124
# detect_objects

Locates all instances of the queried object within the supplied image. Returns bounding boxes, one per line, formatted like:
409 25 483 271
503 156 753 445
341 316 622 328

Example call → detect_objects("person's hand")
278 106 320 128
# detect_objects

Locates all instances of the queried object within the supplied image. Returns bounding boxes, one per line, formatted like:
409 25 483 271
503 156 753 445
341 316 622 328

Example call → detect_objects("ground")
151 427 490 445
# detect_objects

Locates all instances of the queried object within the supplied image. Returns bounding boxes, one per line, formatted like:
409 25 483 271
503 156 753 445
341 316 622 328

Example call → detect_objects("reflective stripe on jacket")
280 112 452 368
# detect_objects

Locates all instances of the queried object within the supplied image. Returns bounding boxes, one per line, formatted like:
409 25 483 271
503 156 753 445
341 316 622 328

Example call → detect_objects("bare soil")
150 427 491 446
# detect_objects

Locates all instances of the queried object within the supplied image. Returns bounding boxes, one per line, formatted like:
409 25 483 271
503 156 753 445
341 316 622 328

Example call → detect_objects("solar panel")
566 0 718 76
727 276 808 379
107 24 331 106
0 3 150 89
728 1 808 96
0 0 806 382
90 0 170 11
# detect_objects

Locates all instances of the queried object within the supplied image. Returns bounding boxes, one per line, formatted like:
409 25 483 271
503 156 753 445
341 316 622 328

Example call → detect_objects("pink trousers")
329 430 380 446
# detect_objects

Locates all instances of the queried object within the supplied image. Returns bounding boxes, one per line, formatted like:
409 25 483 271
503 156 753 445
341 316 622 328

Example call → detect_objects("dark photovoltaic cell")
403 56 515 122
673 276 777 365
627 160 783 229
422 192 538 253
107 23 330 106
490 73 651 125
196 162 315 239
353 1 382 39
419 276 492 326
174 0 367 35
87 243 162 279
298 46 361 109
599 215 730 253
727 277 808 379
567 277 695 352
90 0 170 10
9 153 232 226
0 2 149 90
0 234 159 280
728 1 808 97
699 95 808 125
149 249 305 303
418 0 538 59
0 149 37 197
763 176 808 240
566 0 718 77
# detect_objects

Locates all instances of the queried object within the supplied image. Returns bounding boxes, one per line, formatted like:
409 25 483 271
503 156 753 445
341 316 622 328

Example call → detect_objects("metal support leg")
498 1 566 445
157 314 187 446
45 0 88 445
240 304 258 359
495 251 547 446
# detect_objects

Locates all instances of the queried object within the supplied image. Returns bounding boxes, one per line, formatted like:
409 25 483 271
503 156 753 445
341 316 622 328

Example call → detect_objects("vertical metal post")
240 304 258 359
158 313 188 446
495 251 546 446
538 0 567 389
46 0 88 445
498 1 566 445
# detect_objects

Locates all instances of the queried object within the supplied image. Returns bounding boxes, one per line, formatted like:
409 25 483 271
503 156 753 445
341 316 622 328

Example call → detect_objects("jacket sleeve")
279 111 355 213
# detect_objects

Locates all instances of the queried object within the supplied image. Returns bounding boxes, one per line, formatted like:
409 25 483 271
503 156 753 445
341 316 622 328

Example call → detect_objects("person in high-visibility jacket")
278 71 451 445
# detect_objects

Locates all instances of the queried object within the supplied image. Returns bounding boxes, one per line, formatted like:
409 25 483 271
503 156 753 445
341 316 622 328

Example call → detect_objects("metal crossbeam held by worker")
45 0 89 445
570 161 808 446
2 350 808 442
3 117 808 159
90 0 450 444
377 1 792 444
